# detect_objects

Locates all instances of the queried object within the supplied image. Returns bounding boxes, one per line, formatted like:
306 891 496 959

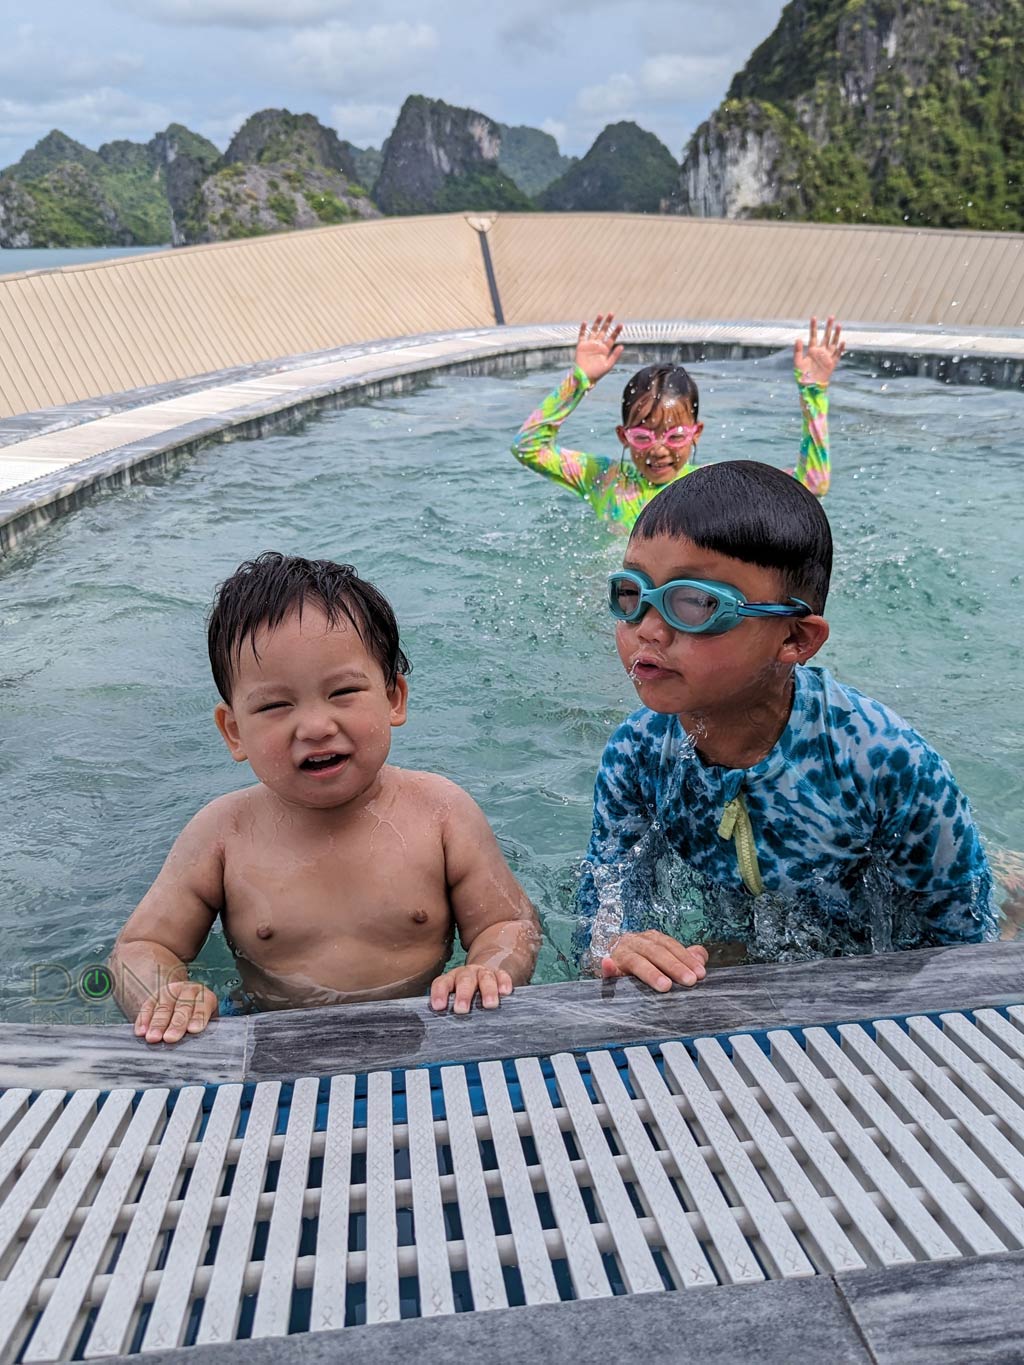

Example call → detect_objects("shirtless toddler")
109 553 541 1043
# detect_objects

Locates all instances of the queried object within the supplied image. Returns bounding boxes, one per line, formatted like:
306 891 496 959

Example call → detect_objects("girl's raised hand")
576 314 624 385
794 315 845 386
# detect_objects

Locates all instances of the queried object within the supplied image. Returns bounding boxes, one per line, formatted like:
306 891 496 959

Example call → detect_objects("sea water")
0 246 169 277
0 355 1021 1022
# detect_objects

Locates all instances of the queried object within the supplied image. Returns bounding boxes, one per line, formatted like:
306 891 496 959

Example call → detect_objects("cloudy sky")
1 0 789 168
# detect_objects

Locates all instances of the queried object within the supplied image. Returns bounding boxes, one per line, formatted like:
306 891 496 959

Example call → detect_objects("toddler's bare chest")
220 831 450 953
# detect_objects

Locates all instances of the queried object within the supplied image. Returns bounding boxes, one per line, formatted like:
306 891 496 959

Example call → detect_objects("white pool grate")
4 1006 1024 1360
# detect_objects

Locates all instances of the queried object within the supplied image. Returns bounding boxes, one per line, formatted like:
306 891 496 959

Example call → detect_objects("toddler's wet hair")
631 461 833 613
621 364 699 426
208 552 411 702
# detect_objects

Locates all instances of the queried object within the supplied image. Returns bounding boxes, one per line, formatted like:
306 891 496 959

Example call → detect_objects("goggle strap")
738 599 812 619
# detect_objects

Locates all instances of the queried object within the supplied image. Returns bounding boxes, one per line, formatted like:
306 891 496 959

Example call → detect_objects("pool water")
1 355 1022 1023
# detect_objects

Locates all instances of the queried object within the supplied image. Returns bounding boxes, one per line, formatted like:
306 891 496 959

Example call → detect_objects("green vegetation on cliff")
0 113 376 248
497 125 575 197
718 0 1024 229
431 167 533 213
538 122 678 212
224 110 358 180
1 130 173 245
340 143 383 192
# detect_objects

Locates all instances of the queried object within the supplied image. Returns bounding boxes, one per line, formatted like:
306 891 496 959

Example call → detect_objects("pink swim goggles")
623 424 700 452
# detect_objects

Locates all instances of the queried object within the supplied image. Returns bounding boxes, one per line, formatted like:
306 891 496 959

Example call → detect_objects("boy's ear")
388 674 409 728
615 424 628 447
777 615 829 665
214 703 247 761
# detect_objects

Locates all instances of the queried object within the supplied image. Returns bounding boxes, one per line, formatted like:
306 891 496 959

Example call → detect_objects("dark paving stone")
0 1017 250 1091
245 972 783 1079
91 1278 870 1365
246 941 1024 1080
838 1251 1024 1365
757 939 1024 1028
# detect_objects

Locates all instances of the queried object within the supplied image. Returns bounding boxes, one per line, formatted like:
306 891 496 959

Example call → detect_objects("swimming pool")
1 354 1022 1023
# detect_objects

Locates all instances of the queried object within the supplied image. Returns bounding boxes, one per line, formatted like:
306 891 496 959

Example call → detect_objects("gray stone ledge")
2 940 1021 1092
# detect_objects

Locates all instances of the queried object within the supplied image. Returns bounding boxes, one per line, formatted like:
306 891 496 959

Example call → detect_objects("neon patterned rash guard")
575 666 996 970
512 366 832 529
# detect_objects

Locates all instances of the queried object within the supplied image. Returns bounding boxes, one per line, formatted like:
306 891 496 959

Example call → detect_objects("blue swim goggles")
608 570 812 635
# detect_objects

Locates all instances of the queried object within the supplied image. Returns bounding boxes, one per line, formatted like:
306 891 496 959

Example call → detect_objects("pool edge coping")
3 318 1023 558
3 940 1022 1093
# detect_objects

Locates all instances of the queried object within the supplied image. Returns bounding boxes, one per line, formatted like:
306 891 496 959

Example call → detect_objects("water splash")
578 834 998 969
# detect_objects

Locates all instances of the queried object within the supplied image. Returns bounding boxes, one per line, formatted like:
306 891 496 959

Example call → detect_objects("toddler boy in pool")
109 553 541 1043
577 461 997 988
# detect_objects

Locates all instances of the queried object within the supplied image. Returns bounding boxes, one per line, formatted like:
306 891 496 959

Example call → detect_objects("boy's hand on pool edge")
429 964 515 1015
601 932 708 992
134 980 220 1044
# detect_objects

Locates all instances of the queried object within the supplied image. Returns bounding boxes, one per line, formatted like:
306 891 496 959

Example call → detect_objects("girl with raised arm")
511 314 845 529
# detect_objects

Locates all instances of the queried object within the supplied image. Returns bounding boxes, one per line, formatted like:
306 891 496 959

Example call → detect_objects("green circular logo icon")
78 965 114 1002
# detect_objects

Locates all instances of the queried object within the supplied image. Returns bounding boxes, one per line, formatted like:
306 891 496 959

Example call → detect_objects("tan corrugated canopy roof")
0 212 1021 419
490 214 1024 330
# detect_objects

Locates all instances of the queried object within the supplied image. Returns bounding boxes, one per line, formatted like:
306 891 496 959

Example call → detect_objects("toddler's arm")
107 803 225 1043
430 784 541 1014
510 315 623 497
791 316 844 497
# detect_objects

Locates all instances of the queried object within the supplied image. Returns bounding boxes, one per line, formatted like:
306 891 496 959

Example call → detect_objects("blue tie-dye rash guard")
575 665 996 970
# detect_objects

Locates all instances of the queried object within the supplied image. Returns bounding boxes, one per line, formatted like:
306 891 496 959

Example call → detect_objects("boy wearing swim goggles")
577 461 996 988
511 314 843 529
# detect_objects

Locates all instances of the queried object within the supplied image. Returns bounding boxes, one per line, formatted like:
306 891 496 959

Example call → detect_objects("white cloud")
575 73 638 120
285 20 438 93
0 27 144 99
328 102 397 146
136 0 351 28
191 108 254 152
640 53 735 101
540 118 568 147
574 52 734 131
497 0 619 48
0 88 173 154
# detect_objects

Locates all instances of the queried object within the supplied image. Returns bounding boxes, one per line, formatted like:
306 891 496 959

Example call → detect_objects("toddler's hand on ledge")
601 932 708 992
430 963 514 1015
134 980 219 1044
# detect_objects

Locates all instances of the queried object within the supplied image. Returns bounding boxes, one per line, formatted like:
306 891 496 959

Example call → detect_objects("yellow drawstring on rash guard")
718 793 764 896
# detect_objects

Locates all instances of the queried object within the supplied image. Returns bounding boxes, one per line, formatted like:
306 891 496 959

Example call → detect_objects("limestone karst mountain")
538 122 679 213
188 109 379 244
7 9 1019 254
0 128 187 247
372 96 534 215
676 0 1024 229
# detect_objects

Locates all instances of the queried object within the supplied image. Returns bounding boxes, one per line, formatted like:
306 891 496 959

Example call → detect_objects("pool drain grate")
3 1005 1024 1359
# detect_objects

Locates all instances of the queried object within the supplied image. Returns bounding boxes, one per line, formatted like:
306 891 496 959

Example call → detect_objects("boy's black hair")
621 363 700 426
631 461 833 612
208 552 411 703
